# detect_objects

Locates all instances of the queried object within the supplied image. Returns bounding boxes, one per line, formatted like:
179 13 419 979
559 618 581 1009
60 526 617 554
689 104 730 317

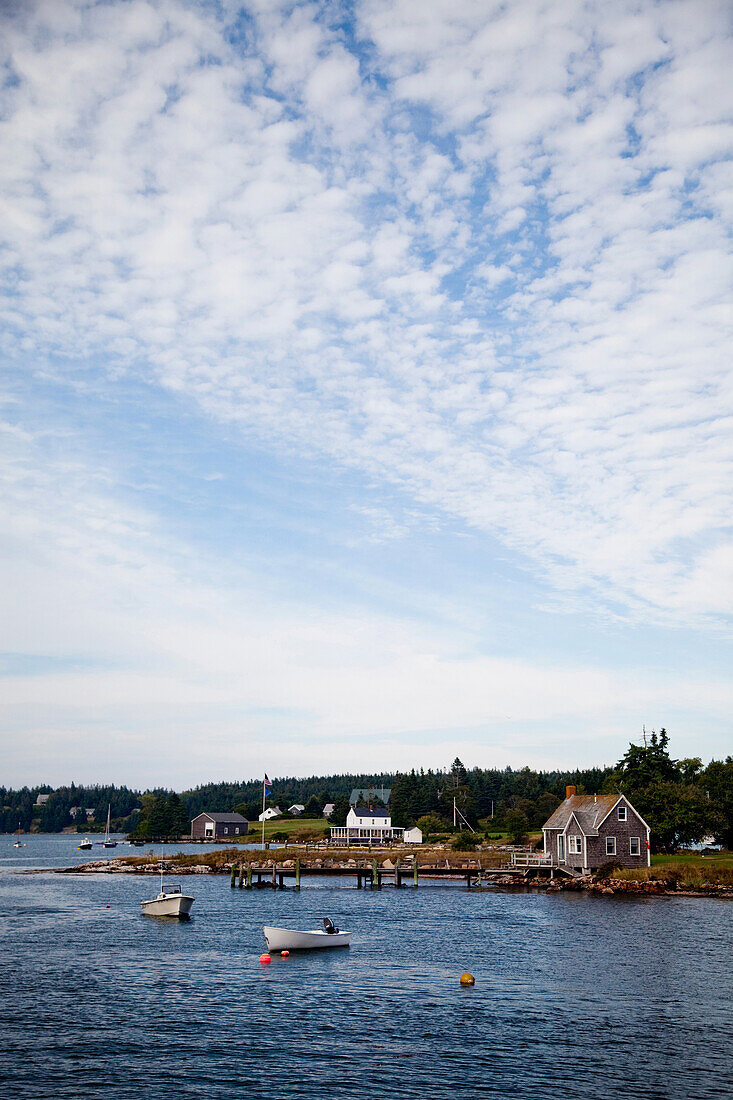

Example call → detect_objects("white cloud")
0 1 732 780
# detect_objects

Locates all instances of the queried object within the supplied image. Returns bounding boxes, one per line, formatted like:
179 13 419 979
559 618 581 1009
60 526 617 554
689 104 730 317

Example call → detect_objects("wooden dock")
228 857 575 890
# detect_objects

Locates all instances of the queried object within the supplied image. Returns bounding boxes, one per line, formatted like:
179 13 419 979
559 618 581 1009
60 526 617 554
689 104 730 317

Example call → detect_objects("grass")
254 817 330 840
611 850 733 888
651 849 733 868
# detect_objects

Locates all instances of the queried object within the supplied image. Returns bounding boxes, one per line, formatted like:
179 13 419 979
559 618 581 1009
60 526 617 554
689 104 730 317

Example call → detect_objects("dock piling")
246 866 252 889
230 864 236 888
295 858 300 891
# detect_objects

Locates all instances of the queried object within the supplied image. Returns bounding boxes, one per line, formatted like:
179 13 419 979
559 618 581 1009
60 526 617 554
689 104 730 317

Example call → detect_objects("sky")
0 0 731 789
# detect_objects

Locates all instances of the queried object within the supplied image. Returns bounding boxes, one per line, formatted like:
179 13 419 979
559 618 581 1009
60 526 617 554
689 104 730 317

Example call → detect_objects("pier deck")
230 859 576 890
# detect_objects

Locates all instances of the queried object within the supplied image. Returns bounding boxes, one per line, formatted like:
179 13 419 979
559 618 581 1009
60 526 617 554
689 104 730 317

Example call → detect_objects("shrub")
451 830 477 851
416 813 448 834
594 860 621 880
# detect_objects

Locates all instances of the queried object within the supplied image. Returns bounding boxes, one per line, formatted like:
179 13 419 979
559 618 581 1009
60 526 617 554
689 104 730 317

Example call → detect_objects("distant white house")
330 806 404 846
35 793 51 806
259 806 282 822
287 804 305 816
403 826 423 844
322 803 335 818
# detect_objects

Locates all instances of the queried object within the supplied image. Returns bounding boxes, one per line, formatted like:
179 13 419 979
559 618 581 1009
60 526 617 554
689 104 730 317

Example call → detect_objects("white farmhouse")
330 806 404 846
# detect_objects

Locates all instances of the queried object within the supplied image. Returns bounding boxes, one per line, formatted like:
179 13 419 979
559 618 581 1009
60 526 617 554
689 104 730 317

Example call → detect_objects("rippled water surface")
2 836 731 1099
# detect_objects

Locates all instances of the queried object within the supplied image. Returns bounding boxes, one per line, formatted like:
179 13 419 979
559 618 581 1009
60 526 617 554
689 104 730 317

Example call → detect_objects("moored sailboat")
13 822 25 848
102 804 117 848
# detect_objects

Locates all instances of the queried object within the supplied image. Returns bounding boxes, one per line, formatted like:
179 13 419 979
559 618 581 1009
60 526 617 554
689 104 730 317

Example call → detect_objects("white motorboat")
78 838 93 850
141 882 194 919
264 918 351 951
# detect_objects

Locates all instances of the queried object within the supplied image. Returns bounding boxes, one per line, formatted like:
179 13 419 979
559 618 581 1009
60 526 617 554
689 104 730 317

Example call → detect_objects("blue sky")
1 0 731 787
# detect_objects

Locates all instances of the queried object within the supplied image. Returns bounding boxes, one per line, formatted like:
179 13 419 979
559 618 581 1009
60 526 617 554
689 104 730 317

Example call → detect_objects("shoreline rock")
39 857 733 896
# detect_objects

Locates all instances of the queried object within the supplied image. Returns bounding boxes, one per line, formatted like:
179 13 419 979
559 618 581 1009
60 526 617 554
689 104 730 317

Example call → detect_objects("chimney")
566 785 576 799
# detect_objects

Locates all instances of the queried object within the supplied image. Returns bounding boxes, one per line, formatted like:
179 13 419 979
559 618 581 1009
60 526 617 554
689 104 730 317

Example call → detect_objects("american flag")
264 774 272 796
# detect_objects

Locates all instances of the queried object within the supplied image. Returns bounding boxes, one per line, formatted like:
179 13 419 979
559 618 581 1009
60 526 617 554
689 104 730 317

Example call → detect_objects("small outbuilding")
403 826 423 844
542 787 650 873
190 812 249 840
287 804 305 816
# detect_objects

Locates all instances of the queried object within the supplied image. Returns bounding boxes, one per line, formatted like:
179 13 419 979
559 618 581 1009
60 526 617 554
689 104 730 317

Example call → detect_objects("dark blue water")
2 836 731 1099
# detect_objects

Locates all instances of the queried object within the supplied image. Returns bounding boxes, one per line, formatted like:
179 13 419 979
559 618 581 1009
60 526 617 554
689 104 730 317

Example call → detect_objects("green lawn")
252 816 330 840
651 849 733 868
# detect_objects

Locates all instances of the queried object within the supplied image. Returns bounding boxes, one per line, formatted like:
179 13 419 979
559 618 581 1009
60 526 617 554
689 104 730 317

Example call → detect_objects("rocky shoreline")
45 857 733 897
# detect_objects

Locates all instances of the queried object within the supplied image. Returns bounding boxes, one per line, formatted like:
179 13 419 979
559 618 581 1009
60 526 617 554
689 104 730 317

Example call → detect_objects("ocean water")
1 835 731 1100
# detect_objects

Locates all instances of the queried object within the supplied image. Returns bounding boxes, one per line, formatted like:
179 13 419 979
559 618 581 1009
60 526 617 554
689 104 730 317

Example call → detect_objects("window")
558 835 565 860
618 805 627 821
606 837 616 855
235 827 240 835
224 827 228 835
568 836 582 854
629 837 640 856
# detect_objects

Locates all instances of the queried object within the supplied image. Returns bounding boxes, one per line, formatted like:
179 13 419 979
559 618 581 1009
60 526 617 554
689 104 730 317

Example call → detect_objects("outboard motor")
323 917 339 934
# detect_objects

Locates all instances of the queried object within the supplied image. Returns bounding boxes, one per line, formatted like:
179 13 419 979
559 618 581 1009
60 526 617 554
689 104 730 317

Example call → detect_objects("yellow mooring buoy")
460 972 475 986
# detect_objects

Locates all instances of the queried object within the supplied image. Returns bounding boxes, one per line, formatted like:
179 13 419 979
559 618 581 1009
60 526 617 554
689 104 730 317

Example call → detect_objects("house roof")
542 794 620 836
349 787 391 805
196 812 247 823
351 806 391 819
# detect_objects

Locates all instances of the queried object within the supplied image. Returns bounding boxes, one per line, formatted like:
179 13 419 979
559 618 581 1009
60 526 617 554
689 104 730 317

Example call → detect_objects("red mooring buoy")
281 950 290 957
260 953 271 964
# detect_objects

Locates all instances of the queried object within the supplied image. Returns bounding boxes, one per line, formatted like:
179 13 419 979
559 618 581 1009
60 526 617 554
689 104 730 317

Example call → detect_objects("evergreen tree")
167 793 189 837
330 796 350 827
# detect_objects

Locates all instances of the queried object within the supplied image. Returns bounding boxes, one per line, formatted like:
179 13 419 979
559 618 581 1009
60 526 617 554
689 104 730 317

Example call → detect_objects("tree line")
181 773 393 821
0 784 141 834
2 733 731 849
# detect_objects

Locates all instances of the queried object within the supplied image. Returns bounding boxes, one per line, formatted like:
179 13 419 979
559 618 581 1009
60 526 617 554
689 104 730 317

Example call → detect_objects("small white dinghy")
264 918 351 952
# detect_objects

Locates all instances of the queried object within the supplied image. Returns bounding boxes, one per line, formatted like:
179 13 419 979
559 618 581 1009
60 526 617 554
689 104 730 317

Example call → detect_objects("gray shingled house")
542 786 650 873
190 812 249 840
